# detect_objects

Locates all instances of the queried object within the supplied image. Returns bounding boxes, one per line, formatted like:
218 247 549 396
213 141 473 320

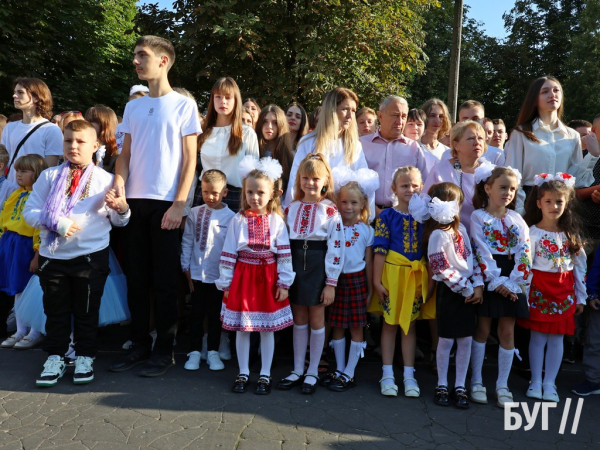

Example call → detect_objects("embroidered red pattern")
195 207 212 251
454 234 470 260
429 251 451 274
248 214 271 251
294 203 317 235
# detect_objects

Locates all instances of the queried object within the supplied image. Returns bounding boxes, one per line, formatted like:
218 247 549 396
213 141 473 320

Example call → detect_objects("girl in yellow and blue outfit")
370 166 435 398
0 155 47 347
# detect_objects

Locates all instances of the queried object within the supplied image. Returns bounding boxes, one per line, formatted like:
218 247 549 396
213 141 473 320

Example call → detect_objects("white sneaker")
73 356 94 384
200 334 208 360
184 351 201 371
219 334 231 361
207 350 225 371
36 355 66 387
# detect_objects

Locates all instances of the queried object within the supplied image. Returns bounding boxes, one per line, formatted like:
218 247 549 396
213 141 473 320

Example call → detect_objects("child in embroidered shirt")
24 120 130 387
519 172 586 402
469 164 532 408
278 153 344 394
371 166 436 398
182 169 235 371
0 155 46 346
324 167 378 392
414 182 484 409
216 157 295 395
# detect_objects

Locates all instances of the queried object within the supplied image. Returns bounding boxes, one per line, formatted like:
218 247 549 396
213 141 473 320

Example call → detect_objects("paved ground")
0 330 598 449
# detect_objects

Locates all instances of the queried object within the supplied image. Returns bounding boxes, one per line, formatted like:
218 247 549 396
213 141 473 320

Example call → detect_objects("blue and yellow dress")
368 208 435 334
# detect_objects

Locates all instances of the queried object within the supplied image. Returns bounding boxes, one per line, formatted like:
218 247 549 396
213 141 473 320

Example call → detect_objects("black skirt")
478 254 530 319
436 281 477 338
289 239 327 306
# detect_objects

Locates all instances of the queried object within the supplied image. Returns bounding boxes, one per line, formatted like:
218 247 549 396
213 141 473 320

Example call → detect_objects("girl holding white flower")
518 172 587 403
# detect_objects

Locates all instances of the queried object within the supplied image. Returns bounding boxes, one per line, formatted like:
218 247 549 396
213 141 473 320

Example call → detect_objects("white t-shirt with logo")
121 91 202 202
1 120 63 183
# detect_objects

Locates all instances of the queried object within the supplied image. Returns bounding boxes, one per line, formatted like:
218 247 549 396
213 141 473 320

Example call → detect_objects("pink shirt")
361 131 429 206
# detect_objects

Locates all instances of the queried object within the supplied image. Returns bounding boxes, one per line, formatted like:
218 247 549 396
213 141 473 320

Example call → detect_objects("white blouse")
216 212 295 291
504 119 593 213
284 199 344 286
470 209 531 294
529 225 587 304
181 204 235 283
341 222 374 274
428 223 484 298
200 124 259 187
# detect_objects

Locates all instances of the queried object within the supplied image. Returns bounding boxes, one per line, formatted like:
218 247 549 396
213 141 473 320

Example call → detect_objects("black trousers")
38 247 110 357
123 199 180 355
189 281 223 352
0 291 15 339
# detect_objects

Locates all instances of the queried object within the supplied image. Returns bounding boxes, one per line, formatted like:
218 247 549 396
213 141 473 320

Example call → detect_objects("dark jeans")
190 281 223 352
0 291 14 338
38 247 110 357
123 199 180 355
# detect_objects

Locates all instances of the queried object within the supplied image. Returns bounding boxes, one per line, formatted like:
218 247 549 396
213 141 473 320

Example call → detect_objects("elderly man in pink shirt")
361 95 429 216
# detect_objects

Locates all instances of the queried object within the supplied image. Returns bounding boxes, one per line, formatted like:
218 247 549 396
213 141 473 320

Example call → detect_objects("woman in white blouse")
504 76 595 214
284 88 371 212
198 77 259 211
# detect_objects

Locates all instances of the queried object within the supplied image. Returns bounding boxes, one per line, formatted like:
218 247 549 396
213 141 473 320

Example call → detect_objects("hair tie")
238 155 283 182
331 166 379 197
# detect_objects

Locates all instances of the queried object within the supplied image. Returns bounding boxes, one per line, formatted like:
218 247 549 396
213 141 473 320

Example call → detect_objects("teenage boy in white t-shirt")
1 78 62 183
108 35 202 377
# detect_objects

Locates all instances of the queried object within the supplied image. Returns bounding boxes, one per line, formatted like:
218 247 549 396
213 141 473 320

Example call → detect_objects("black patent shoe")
301 374 319 395
232 374 249 393
254 375 272 395
328 373 356 392
277 371 303 390
109 344 151 372
319 371 341 388
435 385 450 406
452 386 470 409
138 354 175 377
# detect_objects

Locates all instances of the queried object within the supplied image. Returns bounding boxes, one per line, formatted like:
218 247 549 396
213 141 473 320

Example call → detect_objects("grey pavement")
0 341 598 449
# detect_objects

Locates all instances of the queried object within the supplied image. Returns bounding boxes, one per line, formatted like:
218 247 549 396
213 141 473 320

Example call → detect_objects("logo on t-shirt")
149 108 154 116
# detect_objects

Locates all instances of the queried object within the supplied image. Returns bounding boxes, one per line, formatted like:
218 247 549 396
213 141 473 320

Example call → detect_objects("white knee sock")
455 337 472 388
470 340 486 385
343 340 365 379
287 324 309 381
497 346 515 390
330 337 346 373
259 332 275 377
543 334 564 387
382 365 394 386
235 331 251 375
529 331 548 387
305 327 326 385
437 337 454 387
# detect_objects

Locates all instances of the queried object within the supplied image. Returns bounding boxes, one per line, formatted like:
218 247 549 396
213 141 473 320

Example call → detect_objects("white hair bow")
533 172 575 188
238 156 283 182
331 166 380 197
408 194 459 225
474 161 496 184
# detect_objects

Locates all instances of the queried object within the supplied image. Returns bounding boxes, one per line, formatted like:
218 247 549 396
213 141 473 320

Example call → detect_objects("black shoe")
232 374 249 393
563 342 575 364
254 375 272 395
109 344 151 373
452 386 470 409
328 373 356 392
277 372 303 390
434 385 450 406
138 354 175 378
301 374 319 395
319 371 341 388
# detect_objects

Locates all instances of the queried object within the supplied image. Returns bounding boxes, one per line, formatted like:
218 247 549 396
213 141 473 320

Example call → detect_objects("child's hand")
276 288 289 302
105 189 120 210
184 271 194 293
590 299 600 310
106 189 129 213
592 190 600 204
374 282 389 302
466 286 484 304
223 290 229 299
29 252 39 273
575 304 585 316
65 221 81 237
321 285 335 306
495 285 511 298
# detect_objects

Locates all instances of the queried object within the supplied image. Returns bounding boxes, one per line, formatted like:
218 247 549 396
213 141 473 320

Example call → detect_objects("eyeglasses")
60 110 83 116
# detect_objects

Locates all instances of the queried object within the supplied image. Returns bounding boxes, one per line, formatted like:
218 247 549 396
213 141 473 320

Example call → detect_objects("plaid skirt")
326 270 368 328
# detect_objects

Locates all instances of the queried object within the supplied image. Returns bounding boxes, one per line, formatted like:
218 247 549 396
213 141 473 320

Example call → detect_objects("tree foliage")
0 0 137 115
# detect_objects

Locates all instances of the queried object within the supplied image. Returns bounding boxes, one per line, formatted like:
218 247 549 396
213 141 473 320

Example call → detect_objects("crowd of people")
1 35 600 411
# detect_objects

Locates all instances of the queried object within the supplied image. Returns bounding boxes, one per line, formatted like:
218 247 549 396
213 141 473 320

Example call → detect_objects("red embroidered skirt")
221 258 294 332
326 270 368 328
518 269 576 335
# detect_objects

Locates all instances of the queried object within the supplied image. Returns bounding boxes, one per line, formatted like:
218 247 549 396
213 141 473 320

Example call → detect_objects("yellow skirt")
368 250 436 335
